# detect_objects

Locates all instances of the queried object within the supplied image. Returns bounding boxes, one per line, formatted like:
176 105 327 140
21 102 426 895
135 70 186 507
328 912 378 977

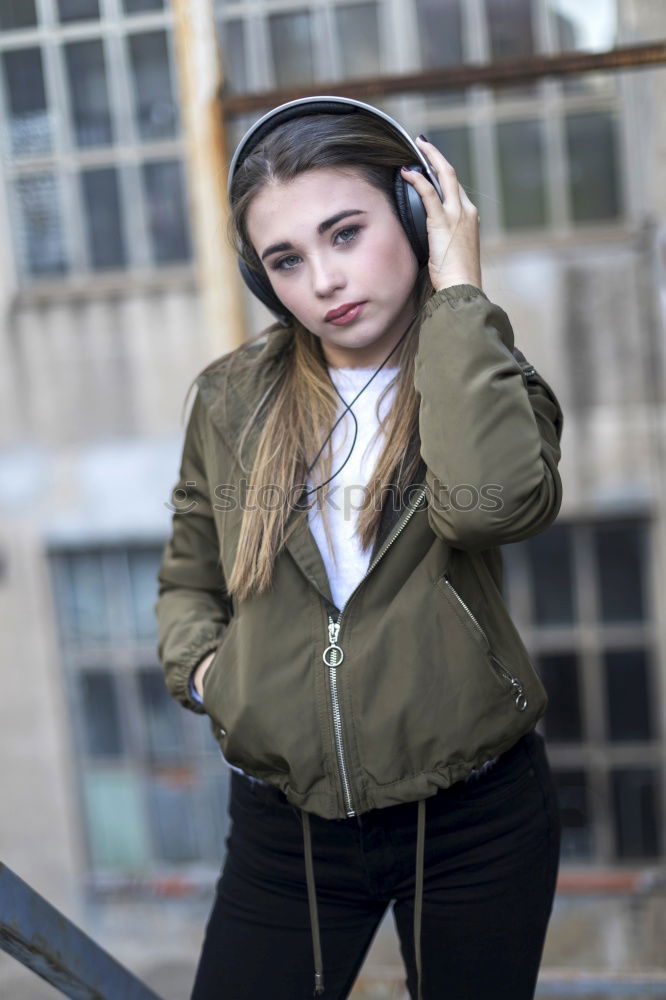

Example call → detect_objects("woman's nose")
311 256 346 298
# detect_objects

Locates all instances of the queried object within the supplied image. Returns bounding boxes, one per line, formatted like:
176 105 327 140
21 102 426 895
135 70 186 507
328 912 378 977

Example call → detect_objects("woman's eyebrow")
260 210 366 261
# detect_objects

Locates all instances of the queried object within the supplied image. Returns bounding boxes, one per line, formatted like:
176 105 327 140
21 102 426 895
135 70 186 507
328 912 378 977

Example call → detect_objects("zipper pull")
323 616 344 667
511 679 528 712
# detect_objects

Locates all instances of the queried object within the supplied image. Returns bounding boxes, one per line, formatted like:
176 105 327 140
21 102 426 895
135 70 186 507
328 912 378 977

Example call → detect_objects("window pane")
83 770 150 868
593 521 646 623
142 159 192 263
565 113 620 223
128 548 163 639
336 3 380 79
57 0 99 22
81 167 126 270
138 668 186 758
496 120 547 229
124 0 163 11
0 0 37 29
604 649 654 743
415 0 462 69
2 48 51 157
269 12 314 89
80 671 124 757
523 523 575 625
549 0 617 53
611 768 660 859
64 40 113 148
217 19 247 94
552 770 594 859
485 0 537 99
147 773 200 862
57 552 111 641
538 652 583 742
128 30 178 140
486 0 534 58
429 126 475 197
14 173 67 277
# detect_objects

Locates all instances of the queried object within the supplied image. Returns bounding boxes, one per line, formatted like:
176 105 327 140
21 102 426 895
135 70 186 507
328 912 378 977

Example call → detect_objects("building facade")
0 0 665 995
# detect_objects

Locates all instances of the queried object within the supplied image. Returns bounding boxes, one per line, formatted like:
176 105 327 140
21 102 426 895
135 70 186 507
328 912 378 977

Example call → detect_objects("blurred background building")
0 0 665 997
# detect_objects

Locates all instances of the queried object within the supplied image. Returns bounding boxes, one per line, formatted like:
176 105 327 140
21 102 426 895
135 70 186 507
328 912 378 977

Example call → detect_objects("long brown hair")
189 111 434 602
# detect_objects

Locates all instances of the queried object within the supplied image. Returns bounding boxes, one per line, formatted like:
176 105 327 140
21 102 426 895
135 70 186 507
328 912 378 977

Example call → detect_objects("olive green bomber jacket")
154 283 564 822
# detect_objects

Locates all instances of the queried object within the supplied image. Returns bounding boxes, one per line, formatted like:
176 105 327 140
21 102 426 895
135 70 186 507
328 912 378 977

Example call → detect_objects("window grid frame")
48 543 229 887
506 513 665 865
0 0 193 284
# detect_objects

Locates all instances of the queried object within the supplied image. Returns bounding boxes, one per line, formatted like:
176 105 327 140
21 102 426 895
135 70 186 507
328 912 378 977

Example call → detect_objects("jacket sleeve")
154 388 232 714
413 284 564 549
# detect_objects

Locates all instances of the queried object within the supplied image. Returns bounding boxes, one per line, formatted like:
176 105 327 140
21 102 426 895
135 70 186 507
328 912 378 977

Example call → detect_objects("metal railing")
0 862 163 1000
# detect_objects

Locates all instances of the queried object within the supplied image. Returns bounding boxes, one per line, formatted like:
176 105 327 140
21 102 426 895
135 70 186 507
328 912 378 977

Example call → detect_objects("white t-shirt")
306 364 399 611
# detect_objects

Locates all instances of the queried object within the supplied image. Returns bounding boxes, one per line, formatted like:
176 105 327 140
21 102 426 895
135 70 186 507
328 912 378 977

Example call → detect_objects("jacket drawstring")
301 808 325 996
301 797 427 1000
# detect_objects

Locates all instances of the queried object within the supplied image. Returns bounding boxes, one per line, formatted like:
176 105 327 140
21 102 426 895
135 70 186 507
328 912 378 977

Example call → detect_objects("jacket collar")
195 325 426 610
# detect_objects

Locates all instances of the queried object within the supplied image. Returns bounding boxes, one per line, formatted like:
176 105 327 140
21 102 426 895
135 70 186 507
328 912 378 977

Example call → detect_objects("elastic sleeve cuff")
422 284 488 319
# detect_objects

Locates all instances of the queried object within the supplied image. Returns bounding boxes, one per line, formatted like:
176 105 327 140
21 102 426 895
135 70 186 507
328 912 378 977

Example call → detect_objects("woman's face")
245 167 419 369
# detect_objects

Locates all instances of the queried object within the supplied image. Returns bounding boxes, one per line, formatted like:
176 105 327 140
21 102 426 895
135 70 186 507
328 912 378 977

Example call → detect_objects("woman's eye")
274 254 301 272
335 225 361 244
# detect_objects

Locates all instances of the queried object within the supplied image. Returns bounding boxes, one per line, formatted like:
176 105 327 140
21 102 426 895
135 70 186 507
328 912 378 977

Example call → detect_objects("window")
565 112 621 223
124 0 164 11
505 517 663 863
13 173 67 277
549 0 617 53
49 545 230 884
335 3 380 79
64 40 113 148
1 5 193 282
496 119 548 229
269 11 315 88
485 0 538 100
81 167 127 270
2 47 51 157
57 0 100 22
0 0 37 29
142 159 192 263
127 30 178 140
217 19 247 93
414 0 462 69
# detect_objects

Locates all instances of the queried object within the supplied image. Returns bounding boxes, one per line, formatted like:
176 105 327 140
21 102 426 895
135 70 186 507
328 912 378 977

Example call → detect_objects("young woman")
155 96 564 1000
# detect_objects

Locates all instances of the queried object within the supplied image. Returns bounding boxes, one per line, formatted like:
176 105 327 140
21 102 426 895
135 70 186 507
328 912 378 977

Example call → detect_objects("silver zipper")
442 574 528 712
323 485 428 817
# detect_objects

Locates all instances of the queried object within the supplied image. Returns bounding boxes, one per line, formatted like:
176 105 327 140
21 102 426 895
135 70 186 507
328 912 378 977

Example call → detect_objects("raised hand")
401 135 482 293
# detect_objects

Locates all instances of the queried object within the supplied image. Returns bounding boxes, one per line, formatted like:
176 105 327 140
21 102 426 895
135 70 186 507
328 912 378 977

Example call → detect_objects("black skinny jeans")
191 729 561 1000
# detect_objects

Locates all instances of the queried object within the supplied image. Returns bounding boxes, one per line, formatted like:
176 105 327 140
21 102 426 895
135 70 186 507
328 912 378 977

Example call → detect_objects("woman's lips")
325 301 366 325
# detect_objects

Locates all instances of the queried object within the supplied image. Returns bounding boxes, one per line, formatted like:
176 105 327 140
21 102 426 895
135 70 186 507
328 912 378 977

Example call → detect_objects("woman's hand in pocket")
193 650 216 698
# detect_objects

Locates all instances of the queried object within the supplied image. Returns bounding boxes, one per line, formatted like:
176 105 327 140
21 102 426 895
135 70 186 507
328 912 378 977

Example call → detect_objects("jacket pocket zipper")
323 484 428 817
441 574 528 712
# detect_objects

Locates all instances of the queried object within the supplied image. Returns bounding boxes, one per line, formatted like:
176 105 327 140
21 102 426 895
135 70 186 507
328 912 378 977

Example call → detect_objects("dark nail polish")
418 134 429 142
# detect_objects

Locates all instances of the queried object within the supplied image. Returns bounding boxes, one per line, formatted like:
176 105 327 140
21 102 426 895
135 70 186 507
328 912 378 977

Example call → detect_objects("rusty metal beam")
221 41 666 117
0 862 163 1000
172 0 247 353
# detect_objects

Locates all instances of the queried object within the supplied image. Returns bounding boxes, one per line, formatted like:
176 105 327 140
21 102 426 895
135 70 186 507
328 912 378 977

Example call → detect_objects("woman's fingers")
400 136 482 291
415 135 463 209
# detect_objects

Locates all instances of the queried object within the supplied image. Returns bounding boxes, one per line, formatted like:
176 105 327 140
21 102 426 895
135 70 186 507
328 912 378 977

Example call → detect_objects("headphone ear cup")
238 258 291 326
393 167 429 267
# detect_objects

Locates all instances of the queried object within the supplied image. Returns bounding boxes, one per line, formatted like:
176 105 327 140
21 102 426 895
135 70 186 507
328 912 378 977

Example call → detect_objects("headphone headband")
227 96 443 203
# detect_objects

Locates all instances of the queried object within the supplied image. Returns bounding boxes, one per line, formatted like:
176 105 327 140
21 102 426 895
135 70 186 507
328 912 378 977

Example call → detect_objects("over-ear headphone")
227 95 444 327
